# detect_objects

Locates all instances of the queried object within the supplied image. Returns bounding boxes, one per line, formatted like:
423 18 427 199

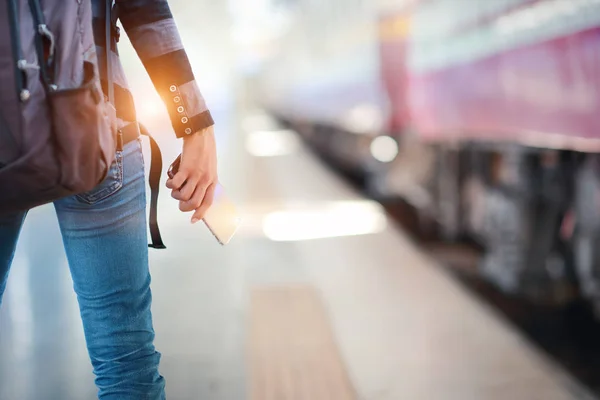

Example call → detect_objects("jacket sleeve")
115 0 214 138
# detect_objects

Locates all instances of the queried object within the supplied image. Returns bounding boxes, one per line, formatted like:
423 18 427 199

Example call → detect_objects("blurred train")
256 0 600 311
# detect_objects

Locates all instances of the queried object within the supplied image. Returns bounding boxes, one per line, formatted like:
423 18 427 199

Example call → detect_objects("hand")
166 126 218 223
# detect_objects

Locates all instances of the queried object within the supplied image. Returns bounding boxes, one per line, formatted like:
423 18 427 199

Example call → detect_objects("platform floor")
0 103 596 399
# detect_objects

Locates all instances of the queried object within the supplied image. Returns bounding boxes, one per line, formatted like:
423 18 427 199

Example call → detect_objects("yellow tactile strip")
248 285 356 400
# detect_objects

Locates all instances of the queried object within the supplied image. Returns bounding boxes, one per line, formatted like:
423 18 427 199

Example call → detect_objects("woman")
0 0 217 398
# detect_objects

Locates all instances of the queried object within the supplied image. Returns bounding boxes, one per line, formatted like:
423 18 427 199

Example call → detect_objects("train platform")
0 104 595 399
0 1 598 397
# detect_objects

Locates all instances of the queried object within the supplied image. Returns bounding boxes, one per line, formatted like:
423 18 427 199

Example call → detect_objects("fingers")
175 178 197 202
179 179 209 213
191 183 216 223
170 170 198 202
165 141 218 220
166 169 189 191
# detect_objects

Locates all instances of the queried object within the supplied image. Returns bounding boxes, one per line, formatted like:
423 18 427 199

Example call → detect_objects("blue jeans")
0 140 165 399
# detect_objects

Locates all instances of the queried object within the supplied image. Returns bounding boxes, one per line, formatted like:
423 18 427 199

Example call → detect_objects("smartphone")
168 155 242 245
203 183 243 245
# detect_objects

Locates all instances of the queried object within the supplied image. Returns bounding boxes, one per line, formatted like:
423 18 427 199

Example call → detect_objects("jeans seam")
75 151 124 204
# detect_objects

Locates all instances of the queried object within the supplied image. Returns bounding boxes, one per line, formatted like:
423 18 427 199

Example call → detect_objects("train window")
409 0 600 74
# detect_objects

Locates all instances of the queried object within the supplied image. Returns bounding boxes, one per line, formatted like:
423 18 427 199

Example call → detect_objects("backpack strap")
139 123 166 249
105 0 114 105
106 2 166 250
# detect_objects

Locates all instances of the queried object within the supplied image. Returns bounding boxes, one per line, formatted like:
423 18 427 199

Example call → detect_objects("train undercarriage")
279 115 600 313
400 141 600 312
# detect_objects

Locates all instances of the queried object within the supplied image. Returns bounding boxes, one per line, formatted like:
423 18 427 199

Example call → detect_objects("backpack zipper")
28 0 56 88
6 0 31 102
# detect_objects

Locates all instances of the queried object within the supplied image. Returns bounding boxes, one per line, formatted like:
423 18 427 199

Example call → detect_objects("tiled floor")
248 285 356 400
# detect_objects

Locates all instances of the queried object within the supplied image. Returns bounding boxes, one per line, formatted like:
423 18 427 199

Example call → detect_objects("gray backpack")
0 0 117 215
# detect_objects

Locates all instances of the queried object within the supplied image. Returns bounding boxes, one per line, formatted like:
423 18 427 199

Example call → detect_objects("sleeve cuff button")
185 128 193 135
169 85 177 92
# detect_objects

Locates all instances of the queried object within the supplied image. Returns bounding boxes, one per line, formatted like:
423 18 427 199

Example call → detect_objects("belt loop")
117 129 124 151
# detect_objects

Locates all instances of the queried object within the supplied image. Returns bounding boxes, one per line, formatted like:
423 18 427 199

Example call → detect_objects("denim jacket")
92 0 214 138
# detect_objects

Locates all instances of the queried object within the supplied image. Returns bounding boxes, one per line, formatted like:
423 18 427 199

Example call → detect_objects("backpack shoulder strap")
139 123 166 250
107 2 166 250
105 0 114 105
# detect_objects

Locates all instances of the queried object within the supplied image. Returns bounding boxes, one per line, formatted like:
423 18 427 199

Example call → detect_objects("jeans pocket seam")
75 153 124 204
137 138 145 169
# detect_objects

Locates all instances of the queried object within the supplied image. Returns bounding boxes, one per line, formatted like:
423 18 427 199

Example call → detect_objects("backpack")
0 0 117 214
0 0 166 248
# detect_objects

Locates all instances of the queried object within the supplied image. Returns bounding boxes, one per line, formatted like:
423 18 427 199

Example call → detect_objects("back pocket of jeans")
75 151 123 204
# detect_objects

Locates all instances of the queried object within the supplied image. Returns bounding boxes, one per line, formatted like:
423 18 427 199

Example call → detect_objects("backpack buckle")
115 26 121 43
116 129 124 151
